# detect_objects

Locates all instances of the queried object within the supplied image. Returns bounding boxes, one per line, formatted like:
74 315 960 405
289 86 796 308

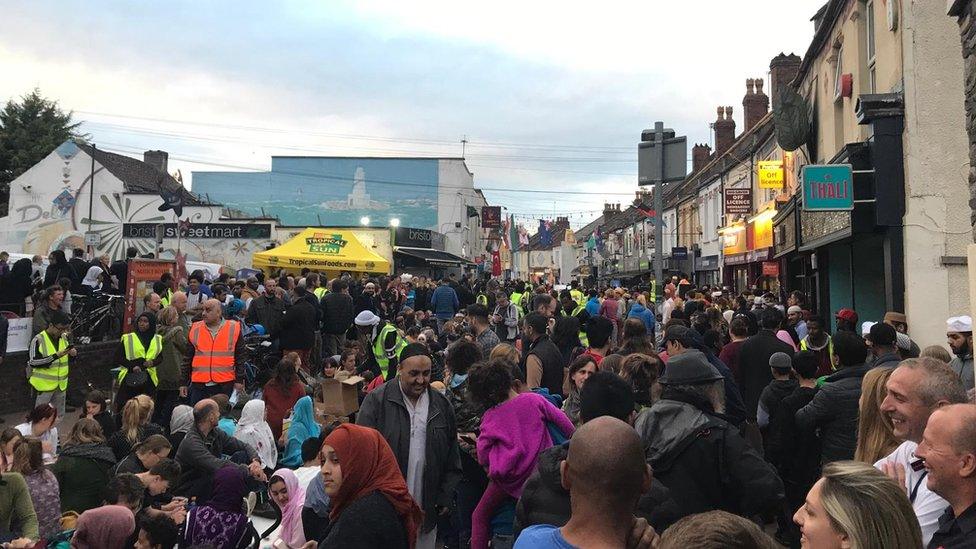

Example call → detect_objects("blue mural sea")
193 157 439 228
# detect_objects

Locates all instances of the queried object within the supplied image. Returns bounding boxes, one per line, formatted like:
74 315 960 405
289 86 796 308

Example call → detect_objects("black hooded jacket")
514 441 681 538
43 250 74 288
633 389 784 520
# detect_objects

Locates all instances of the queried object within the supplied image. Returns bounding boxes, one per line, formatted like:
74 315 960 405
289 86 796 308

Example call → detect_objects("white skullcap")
354 310 381 326
400 273 413 283
711 291 723 298
947 315 973 333
723 310 734 325
754 296 764 305
787 305 802 315
861 321 876 336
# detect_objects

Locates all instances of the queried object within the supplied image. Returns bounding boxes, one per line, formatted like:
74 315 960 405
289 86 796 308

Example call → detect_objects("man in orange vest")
181 298 245 405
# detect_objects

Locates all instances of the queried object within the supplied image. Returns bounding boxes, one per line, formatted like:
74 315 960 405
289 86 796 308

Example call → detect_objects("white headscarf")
82 266 103 289
234 399 277 469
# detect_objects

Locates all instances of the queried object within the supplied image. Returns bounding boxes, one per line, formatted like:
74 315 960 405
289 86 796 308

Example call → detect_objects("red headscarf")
324 423 424 549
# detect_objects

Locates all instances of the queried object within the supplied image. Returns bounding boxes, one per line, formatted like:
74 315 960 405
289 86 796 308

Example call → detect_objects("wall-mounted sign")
481 206 501 229
802 164 853 211
762 261 780 276
393 227 433 249
671 246 688 260
724 187 753 215
722 226 747 255
751 216 774 249
758 160 785 189
123 223 272 240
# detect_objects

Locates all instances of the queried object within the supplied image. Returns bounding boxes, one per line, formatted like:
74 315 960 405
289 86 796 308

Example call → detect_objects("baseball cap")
836 308 858 324
868 322 897 346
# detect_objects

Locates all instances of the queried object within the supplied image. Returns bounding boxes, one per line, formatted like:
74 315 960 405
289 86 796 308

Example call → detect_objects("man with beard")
946 316 974 391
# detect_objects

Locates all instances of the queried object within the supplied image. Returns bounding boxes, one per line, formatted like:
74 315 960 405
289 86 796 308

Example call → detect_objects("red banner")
491 251 502 276
762 261 780 277
123 259 176 333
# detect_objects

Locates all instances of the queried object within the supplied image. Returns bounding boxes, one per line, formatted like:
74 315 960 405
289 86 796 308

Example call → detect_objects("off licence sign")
802 164 853 211
724 187 752 214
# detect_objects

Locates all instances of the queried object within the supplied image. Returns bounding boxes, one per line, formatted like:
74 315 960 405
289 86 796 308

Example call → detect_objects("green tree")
0 88 84 216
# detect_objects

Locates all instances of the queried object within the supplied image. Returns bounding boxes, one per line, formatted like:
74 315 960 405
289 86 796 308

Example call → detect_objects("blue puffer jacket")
629 302 656 334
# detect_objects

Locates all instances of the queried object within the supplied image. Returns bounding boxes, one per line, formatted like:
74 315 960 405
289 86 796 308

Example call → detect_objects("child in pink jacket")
467 359 575 549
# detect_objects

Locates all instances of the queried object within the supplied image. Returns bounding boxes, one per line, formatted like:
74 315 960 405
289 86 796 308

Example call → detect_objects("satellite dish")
772 88 811 152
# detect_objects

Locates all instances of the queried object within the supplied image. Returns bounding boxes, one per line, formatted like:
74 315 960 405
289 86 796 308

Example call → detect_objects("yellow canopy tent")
253 228 391 275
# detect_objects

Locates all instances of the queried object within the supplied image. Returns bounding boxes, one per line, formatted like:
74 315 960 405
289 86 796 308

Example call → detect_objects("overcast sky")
2 0 824 228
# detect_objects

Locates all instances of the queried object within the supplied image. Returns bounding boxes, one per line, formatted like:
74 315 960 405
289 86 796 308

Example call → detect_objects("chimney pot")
743 77 770 132
746 78 755 94
714 106 737 156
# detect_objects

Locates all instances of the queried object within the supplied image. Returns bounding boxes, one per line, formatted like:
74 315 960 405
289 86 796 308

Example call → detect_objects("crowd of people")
0 249 974 548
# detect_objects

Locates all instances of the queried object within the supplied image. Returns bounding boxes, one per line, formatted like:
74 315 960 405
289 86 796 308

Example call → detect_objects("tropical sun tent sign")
252 228 391 274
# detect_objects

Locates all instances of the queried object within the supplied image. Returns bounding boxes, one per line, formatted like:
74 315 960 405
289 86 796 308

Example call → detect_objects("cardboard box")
317 375 364 417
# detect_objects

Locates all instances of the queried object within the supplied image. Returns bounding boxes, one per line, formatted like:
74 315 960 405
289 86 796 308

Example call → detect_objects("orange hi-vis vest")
188 319 241 384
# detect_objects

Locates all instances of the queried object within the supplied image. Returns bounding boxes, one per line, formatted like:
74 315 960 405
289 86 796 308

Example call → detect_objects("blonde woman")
853 367 899 463
107 394 164 460
794 461 922 549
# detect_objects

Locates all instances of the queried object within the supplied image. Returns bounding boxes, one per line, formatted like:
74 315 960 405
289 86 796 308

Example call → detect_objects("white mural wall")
0 142 275 268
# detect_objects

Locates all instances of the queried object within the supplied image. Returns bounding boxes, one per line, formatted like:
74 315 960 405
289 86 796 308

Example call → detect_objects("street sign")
802 164 853 211
672 246 688 260
84 232 101 246
758 160 784 189
638 135 688 185
762 261 780 276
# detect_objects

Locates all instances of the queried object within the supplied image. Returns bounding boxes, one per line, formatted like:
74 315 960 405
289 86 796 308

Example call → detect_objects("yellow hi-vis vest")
313 287 327 300
29 332 69 392
573 304 589 347
570 289 583 304
372 323 408 380
120 332 163 386
476 293 488 306
161 288 173 308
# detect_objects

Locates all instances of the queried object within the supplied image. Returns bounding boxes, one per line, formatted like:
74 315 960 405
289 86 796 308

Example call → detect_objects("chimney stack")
603 202 618 222
143 150 169 173
692 143 712 174
743 77 770 132
714 106 736 156
769 53 802 111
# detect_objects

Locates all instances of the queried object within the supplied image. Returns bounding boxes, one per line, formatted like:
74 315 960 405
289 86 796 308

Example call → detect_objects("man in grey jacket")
358 343 462 549
947 315 975 391
795 331 872 464
174 399 265 500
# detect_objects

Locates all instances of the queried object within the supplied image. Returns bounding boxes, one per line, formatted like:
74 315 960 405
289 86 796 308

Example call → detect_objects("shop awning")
253 228 391 274
394 247 474 268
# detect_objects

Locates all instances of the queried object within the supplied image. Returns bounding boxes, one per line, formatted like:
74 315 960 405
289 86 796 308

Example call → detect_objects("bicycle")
70 291 125 344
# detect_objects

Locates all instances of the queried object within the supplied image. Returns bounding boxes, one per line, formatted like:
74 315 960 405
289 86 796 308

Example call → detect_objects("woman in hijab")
0 258 33 315
79 266 103 295
280 396 320 468
168 404 193 450
70 504 135 549
269 468 306 548
183 465 256 549
317 423 422 549
114 311 161 407
43 249 73 289
234 399 277 470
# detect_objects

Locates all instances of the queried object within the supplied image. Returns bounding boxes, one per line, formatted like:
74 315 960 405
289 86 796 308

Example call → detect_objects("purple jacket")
477 392 575 498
